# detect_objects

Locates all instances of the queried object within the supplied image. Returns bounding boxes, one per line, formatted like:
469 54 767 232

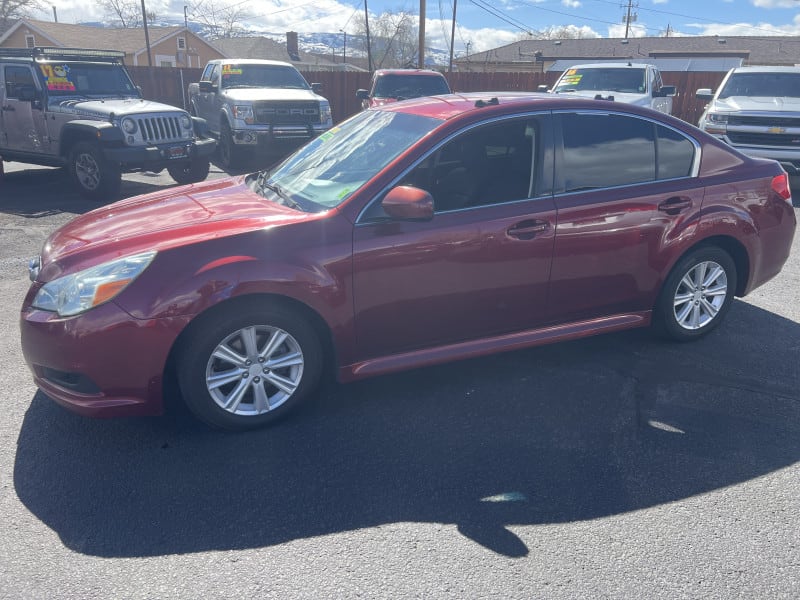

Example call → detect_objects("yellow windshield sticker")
39 64 76 91
221 64 243 76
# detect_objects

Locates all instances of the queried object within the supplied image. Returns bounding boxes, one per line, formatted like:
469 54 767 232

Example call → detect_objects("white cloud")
562 0 582 8
686 13 800 36
752 0 800 8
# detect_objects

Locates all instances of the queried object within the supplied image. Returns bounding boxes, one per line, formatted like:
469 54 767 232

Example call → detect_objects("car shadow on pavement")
0 166 190 217
13 300 800 559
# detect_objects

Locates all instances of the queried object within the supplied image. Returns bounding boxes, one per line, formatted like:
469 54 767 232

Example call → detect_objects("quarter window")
656 125 694 179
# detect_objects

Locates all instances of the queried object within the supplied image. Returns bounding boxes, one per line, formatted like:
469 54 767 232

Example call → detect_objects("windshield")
719 72 800 98
373 74 451 99
554 67 647 94
221 64 310 89
254 109 441 210
38 62 138 96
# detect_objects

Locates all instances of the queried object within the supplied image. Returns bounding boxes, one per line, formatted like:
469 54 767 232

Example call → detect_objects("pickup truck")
188 59 333 168
0 47 215 200
697 66 800 183
545 62 676 114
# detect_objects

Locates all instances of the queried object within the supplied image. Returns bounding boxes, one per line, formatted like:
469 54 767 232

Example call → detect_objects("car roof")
375 69 446 77
376 91 675 122
730 65 800 73
566 62 651 70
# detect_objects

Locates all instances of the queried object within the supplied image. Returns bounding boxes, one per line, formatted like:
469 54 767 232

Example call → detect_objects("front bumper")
20 299 191 418
104 137 216 171
231 124 330 146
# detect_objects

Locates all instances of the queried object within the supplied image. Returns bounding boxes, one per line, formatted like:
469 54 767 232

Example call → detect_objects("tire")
218 121 242 171
68 141 121 201
177 305 324 431
655 246 737 341
167 158 210 185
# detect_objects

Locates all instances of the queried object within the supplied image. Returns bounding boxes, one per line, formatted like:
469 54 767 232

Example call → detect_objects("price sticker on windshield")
39 64 76 91
221 64 243 77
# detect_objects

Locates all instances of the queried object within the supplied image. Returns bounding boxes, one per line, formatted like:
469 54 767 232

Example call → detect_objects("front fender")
60 120 123 154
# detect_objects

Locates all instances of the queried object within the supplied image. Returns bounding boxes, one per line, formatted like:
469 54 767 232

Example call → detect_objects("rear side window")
558 113 695 193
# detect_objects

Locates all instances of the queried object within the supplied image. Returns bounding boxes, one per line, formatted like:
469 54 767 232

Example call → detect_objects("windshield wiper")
255 172 303 211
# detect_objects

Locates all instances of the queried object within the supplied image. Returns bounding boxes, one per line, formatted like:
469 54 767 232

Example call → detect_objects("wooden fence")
126 66 726 127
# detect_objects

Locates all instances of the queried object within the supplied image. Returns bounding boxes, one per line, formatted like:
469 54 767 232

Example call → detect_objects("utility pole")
622 0 638 39
418 0 426 68
141 0 153 66
364 0 373 71
448 0 457 74
340 30 347 64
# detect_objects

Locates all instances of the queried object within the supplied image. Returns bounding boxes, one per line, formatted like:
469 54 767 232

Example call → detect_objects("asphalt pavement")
1 160 798 598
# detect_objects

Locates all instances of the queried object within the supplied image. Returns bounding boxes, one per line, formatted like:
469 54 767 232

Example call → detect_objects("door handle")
508 220 549 240
658 197 692 215
1 105 15 111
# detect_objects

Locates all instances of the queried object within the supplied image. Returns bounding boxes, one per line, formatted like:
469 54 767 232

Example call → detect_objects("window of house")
177 37 187 50
25 35 35 48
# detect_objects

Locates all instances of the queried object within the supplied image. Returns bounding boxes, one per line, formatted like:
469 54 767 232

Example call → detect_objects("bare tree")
188 0 252 39
353 10 418 69
520 25 596 40
0 0 43 34
100 0 156 28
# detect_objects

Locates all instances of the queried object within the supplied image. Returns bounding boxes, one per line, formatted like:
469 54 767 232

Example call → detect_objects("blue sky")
44 0 800 54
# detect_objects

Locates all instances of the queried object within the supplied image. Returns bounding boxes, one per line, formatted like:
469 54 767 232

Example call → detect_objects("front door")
1 64 45 153
352 115 557 360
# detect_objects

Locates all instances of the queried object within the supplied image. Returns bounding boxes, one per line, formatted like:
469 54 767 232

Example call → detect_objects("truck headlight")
320 101 332 125
180 114 192 129
121 117 137 134
32 251 156 317
704 112 728 134
232 105 254 124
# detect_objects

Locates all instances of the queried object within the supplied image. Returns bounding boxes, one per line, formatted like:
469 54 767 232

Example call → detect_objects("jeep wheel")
218 122 242 171
69 141 121 201
167 158 210 185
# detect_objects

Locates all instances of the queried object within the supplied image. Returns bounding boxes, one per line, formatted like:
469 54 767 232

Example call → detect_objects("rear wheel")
177 305 324 431
655 246 737 341
68 141 121 201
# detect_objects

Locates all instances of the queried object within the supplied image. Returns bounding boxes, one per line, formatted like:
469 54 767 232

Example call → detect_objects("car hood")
39 177 318 280
710 95 800 112
48 97 186 118
220 88 323 102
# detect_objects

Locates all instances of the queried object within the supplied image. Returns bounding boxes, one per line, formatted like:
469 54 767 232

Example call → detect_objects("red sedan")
20 93 796 430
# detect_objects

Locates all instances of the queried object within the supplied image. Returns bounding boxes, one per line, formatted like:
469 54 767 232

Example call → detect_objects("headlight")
320 101 332 125
707 113 728 124
232 105 254 124
703 112 727 134
180 114 192 129
121 117 137 134
32 251 156 317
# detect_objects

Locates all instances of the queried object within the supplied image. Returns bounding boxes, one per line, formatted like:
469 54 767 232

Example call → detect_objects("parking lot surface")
1 161 799 598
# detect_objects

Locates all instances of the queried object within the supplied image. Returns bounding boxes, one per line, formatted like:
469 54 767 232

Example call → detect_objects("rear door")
548 110 703 324
1 63 45 153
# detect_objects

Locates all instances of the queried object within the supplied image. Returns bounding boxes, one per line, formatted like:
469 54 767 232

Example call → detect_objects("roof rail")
0 47 125 61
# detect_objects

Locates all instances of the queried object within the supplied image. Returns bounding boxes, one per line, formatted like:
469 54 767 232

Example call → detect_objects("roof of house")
0 19 222 58
213 36 366 71
458 35 800 68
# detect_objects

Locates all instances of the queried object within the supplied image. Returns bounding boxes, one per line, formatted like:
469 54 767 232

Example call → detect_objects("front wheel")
167 158 210 185
68 141 121 201
218 122 243 171
655 246 737 341
177 305 324 431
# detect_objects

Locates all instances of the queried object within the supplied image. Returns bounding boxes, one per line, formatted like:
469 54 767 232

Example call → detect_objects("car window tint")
657 125 694 180
4 66 35 98
560 113 655 192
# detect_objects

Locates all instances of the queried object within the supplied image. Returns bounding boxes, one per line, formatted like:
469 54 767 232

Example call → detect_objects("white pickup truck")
697 66 800 182
188 59 333 168
546 62 676 114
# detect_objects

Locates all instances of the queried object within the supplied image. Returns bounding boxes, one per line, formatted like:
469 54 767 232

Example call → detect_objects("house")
0 18 224 68
456 35 800 73
213 33 366 72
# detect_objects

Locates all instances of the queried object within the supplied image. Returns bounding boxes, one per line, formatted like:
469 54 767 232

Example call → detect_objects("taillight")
771 173 792 204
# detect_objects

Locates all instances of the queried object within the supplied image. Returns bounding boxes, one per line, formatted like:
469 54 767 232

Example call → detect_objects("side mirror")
311 82 323 93
198 80 215 93
537 84 549 93
654 85 677 98
696 88 714 101
382 186 434 221
356 89 369 100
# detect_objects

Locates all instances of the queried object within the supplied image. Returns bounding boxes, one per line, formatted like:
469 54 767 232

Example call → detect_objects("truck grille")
728 132 800 147
134 114 185 144
728 115 800 128
253 101 319 125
